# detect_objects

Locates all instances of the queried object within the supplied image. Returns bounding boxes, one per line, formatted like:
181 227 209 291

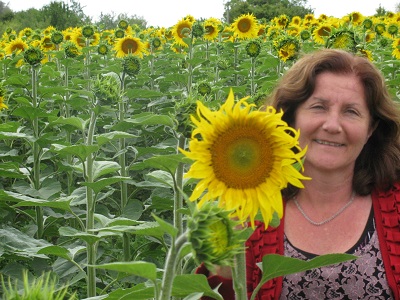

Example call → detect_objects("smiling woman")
199 49 400 300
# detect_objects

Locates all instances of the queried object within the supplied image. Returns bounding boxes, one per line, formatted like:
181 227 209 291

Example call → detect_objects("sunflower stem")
85 104 98 298
158 232 188 300
31 66 44 239
232 249 247 300
187 36 194 94
174 135 186 235
118 73 131 262
250 57 256 95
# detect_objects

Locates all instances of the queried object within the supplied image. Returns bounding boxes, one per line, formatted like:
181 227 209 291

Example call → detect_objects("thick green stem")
31 67 44 239
85 108 98 298
187 36 194 94
174 135 186 235
250 57 256 95
118 73 131 262
158 233 188 300
232 249 247 300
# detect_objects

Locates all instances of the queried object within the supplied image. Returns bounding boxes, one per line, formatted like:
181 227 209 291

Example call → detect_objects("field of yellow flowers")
0 11 399 299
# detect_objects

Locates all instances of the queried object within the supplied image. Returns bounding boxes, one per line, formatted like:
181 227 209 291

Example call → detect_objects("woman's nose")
322 113 342 133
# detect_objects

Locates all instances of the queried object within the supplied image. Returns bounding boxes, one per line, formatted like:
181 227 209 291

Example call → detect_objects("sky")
7 0 399 28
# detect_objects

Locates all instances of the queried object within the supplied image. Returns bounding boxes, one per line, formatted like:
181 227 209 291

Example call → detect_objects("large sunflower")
204 19 220 41
180 89 309 227
231 13 259 40
172 18 193 47
113 35 147 58
4 37 28 55
313 24 332 44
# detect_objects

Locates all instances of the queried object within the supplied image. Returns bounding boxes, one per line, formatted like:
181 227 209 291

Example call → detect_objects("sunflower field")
0 10 399 299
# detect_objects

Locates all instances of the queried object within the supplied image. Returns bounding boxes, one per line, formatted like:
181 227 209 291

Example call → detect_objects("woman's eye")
346 109 359 115
310 105 324 110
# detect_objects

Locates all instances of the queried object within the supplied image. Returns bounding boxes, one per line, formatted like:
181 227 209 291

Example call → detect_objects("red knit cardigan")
197 182 400 300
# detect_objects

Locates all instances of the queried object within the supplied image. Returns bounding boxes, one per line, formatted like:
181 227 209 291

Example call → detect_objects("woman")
197 49 400 299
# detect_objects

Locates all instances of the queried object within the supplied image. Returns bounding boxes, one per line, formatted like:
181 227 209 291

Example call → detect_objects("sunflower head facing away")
180 89 309 228
188 201 244 270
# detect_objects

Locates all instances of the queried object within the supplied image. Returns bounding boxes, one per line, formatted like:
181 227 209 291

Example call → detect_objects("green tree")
95 12 147 31
396 2 400 12
224 0 313 23
40 0 89 30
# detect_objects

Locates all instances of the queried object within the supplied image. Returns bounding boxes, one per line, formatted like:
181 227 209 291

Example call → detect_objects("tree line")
0 0 398 36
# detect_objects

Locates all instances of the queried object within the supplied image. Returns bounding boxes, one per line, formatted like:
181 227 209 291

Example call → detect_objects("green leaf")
59 226 117 244
0 132 34 142
171 274 223 300
95 221 165 238
152 213 179 238
96 131 138 146
112 112 174 130
94 261 157 281
81 176 130 194
0 227 51 258
125 88 163 99
258 253 357 283
50 143 99 161
37 245 72 261
50 116 88 131
130 154 190 174
103 283 155 300
92 161 121 180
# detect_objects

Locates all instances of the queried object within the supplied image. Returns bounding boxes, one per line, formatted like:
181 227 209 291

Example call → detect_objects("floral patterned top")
281 209 394 299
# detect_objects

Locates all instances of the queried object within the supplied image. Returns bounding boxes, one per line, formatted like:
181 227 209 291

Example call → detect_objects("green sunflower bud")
326 30 358 53
97 43 109 56
93 74 121 103
115 29 125 39
151 37 162 49
23 47 43 66
122 55 141 76
82 25 95 38
300 29 311 41
118 19 129 30
188 202 245 270
198 82 212 96
192 22 205 38
64 42 80 58
375 23 386 35
51 31 64 45
245 39 262 58
217 58 229 70
362 18 373 30
387 24 398 36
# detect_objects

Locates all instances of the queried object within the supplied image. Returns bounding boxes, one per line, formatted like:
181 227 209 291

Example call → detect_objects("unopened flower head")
23 46 43 66
188 202 244 270
122 55 141 76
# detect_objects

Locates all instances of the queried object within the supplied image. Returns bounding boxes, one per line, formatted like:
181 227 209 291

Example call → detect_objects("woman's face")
294 72 374 174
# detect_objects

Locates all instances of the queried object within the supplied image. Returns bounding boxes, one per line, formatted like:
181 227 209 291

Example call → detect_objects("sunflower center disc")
238 19 251 32
211 126 273 189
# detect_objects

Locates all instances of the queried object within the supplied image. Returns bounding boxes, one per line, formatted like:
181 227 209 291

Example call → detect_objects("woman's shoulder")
374 181 400 196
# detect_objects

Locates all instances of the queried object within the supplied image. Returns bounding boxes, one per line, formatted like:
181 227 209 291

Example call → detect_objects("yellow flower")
392 38 400 60
172 18 193 47
349 11 363 25
180 89 309 227
4 37 28 55
0 96 8 110
231 13 259 40
113 35 147 58
204 19 220 41
313 24 332 44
